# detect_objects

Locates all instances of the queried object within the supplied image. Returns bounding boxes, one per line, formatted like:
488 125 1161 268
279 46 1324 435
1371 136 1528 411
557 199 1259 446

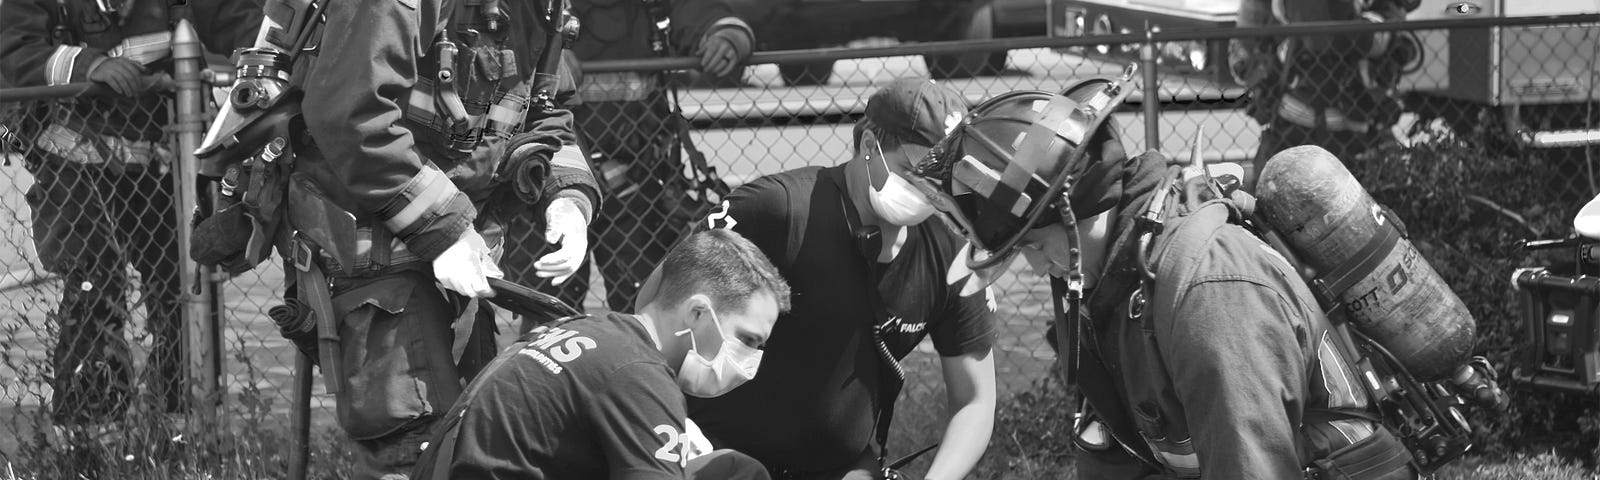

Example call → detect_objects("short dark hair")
655 229 792 314
851 117 908 153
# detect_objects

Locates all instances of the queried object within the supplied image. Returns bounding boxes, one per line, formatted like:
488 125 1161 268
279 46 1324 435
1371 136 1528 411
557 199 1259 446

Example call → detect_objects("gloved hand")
89 57 146 97
433 229 503 298
503 142 556 204
696 27 753 78
536 197 588 285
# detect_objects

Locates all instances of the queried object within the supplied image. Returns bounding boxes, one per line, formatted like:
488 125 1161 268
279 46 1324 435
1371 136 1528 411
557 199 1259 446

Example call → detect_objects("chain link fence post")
1142 25 1161 150
170 19 224 423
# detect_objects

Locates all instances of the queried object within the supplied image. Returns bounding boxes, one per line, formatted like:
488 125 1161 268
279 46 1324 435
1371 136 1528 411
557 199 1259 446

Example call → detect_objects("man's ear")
684 294 715 322
860 130 890 190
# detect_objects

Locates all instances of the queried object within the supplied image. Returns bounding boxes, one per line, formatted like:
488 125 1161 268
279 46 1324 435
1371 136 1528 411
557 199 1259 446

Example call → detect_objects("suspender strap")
669 111 731 201
292 237 343 395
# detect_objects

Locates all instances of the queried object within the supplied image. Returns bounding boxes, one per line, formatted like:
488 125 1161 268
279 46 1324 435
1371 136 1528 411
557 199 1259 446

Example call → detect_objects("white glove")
682 418 715 461
536 197 589 285
433 229 503 298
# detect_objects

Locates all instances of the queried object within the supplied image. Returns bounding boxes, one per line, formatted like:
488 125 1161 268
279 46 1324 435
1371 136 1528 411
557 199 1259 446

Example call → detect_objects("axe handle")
288 352 314 480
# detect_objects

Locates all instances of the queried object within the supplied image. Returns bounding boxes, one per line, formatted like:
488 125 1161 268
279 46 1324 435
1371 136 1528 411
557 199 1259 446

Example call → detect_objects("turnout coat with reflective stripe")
1084 199 1381 478
290 0 596 262
0 0 260 141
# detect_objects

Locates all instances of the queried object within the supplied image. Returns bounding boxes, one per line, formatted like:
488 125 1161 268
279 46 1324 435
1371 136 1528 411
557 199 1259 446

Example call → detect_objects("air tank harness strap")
1311 211 1402 306
1134 170 1182 282
290 236 344 396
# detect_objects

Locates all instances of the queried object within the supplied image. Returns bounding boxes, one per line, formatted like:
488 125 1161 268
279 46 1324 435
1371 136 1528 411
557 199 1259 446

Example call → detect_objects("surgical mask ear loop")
675 313 697 355
678 306 725 357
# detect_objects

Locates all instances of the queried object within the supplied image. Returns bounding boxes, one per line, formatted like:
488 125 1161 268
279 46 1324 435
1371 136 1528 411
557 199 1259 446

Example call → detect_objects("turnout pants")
495 91 699 313
327 270 468 480
23 153 182 423
578 94 698 312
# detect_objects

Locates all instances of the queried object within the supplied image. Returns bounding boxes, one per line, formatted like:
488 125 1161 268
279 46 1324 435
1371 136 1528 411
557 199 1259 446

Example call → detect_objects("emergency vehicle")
1045 0 1237 85
1045 0 1600 148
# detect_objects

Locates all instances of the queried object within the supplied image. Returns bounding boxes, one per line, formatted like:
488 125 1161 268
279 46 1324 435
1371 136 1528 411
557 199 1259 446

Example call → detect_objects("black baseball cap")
856 78 969 167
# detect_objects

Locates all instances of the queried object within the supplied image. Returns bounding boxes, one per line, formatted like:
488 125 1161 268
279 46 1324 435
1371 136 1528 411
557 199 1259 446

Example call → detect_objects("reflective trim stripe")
107 31 172 65
35 123 167 165
1278 95 1369 132
47 46 83 86
1148 437 1200 472
1157 450 1199 471
323 228 420 270
486 101 522 129
1329 418 1376 445
1317 332 1366 409
708 17 752 37
577 71 653 103
550 144 589 172
406 77 439 124
599 159 631 191
381 167 455 234
1313 331 1378 448
955 154 1032 216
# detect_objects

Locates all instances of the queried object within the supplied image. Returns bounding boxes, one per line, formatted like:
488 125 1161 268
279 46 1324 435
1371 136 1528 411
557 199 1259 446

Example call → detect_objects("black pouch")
191 201 257 274
1310 428 1416 480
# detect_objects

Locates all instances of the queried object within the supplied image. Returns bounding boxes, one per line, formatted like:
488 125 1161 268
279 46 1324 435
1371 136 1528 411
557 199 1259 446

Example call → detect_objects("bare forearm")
924 399 993 480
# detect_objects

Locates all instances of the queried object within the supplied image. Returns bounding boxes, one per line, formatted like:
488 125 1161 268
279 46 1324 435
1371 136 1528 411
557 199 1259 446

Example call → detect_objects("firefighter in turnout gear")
188 0 598 476
909 78 1417 478
0 0 260 422
526 0 753 312
1230 0 1420 190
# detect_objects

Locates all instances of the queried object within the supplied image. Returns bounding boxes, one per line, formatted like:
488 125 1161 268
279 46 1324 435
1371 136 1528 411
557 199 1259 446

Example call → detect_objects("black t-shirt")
687 165 996 471
415 313 690 480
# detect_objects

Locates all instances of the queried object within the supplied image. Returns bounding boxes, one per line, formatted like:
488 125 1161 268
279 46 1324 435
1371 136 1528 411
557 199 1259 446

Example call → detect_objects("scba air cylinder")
1256 145 1475 380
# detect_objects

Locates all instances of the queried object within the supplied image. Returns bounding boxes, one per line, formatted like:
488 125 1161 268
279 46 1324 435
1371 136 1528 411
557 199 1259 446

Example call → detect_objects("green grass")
887 377 1598 480
1 408 356 480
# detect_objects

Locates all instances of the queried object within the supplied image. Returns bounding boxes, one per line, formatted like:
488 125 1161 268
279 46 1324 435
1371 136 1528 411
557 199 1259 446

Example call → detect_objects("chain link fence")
2 12 1597 478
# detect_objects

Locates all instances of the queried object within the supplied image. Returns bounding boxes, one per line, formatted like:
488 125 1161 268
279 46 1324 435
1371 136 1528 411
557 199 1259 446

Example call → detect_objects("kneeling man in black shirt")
415 229 792 480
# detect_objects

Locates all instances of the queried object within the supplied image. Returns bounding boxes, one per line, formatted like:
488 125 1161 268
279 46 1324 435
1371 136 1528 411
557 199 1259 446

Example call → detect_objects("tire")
925 4 1006 79
779 61 835 86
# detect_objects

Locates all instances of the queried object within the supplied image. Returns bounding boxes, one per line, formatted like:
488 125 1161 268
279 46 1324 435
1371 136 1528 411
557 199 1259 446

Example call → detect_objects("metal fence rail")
2 12 1596 478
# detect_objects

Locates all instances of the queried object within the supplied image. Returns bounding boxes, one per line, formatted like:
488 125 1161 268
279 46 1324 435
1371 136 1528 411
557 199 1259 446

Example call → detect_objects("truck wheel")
925 3 1006 79
779 61 835 86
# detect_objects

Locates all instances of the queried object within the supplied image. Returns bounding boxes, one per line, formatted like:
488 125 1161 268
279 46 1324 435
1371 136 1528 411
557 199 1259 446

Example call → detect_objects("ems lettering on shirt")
517 326 600 374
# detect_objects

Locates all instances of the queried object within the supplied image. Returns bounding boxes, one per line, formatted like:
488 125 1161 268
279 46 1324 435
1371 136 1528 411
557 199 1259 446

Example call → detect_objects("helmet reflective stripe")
952 155 1031 217
913 71 1136 269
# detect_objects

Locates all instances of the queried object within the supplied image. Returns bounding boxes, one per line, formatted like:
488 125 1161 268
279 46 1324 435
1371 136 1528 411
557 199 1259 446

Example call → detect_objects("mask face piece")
866 141 937 226
675 308 763 398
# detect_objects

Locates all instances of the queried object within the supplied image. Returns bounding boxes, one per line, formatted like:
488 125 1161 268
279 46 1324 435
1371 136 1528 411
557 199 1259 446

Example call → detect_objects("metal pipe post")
171 18 222 420
288 354 314 480
1141 26 1161 151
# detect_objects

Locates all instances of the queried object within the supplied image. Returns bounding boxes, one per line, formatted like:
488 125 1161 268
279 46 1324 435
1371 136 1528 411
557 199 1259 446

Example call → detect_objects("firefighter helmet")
910 73 1135 269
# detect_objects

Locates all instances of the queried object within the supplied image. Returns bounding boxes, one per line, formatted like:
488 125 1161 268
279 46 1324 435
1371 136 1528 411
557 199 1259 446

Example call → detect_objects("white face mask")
675 309 762 398
866 142 936 226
